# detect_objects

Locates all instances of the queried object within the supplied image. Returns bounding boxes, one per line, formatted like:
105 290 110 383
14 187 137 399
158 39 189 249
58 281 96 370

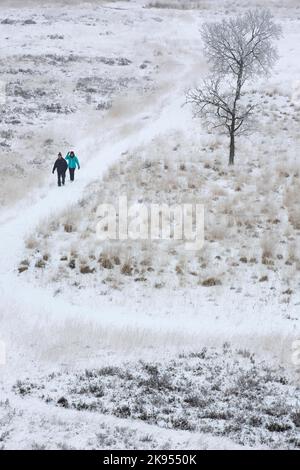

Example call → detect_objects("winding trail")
0 60 249 450
0 60 201 368
0 44 298 380
0 1 299 450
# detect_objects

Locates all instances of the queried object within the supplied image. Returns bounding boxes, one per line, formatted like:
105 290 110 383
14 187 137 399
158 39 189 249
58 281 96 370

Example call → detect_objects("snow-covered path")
0 50 252 449
0 53 204 370
0 0 300 450
0 64 298 380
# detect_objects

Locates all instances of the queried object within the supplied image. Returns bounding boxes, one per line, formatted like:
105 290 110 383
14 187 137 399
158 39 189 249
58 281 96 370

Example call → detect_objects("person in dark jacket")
65 151 80 182
52 152 68 186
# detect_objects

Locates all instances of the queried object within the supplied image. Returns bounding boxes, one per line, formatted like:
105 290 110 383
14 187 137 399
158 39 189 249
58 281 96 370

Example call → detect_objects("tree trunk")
229 131 235 165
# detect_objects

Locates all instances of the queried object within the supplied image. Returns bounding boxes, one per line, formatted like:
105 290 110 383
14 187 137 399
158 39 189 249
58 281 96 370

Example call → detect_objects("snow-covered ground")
0 0 299 450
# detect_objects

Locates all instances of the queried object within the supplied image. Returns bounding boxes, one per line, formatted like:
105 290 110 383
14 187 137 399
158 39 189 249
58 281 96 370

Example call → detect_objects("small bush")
121 261 133 276
35 259 46 269
57 397 69 408
69 259 76 269
80 265 95 274
18 266 28 273
114 405 131 418
64 223 74 233
266 421 292 433
201 277 222 287
99 254 113 269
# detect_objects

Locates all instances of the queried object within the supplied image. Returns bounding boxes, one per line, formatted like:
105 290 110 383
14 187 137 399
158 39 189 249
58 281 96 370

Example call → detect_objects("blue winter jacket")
65 153 80 169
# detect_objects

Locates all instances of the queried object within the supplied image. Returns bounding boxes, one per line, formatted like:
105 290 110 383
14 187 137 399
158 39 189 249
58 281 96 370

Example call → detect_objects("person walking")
52 152 68 187
65 151 80 182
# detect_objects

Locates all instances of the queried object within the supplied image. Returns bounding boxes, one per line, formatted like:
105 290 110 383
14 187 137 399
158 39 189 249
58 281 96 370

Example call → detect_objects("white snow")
0 0 299 450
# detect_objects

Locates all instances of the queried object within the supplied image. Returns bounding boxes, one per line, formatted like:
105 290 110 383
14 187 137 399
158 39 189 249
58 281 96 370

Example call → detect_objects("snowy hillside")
0 0 299 450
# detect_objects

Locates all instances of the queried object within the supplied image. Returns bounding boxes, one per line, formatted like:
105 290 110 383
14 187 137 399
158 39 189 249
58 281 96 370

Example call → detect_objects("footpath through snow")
0 1 299 450
0 58 250 449
0 55 298 376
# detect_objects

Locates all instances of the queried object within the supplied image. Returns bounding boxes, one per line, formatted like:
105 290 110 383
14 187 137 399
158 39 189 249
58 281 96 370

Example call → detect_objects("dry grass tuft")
201 277 222 287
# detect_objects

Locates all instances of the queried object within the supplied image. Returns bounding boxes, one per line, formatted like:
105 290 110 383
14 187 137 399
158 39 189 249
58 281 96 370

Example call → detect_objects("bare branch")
202 9 282 80
187 9 281 164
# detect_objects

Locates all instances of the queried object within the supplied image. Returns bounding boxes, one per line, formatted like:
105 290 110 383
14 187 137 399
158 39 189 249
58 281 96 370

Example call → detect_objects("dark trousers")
69 168 75 181
57 171 66 186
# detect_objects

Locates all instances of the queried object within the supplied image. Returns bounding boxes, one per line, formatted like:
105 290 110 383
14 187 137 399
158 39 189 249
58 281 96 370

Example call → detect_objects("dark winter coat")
52 158 68 174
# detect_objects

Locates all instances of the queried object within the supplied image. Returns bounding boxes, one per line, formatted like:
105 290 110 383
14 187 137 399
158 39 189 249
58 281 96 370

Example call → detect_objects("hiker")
52 152 68 187
65 150 80 182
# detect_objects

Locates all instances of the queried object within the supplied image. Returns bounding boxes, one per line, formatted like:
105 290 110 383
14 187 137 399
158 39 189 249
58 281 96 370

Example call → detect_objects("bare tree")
187 9 282 165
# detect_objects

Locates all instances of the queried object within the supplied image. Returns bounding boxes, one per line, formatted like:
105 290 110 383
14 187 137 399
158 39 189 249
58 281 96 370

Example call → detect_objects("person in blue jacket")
65 151 80 182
